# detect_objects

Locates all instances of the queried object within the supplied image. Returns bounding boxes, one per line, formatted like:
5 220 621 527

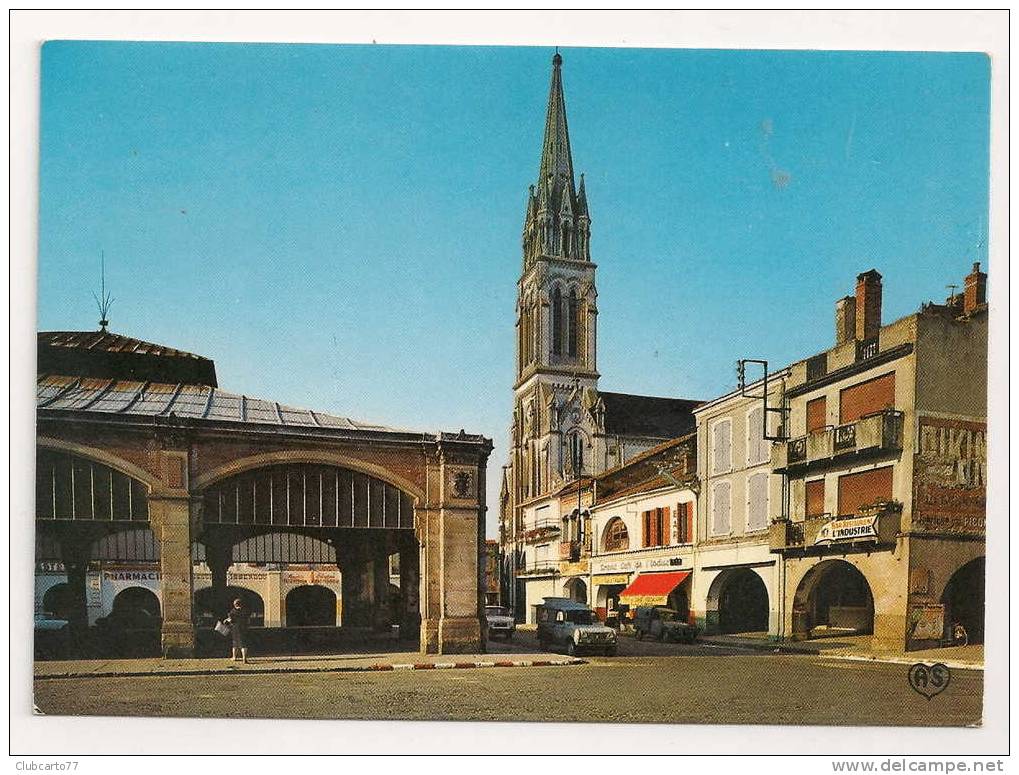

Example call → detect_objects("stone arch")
285 585 338 627
194 586 265 628
111 586 162 628
563 577 588 604
42 583 74 619
941 556 985 644
37 436 161 491
792 559 874 639
192 450 425 505
705 567 769 634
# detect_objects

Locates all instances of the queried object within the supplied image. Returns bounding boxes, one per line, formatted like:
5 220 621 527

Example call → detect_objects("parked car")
485 605 516 641
536 597 617 656
633 607 698 643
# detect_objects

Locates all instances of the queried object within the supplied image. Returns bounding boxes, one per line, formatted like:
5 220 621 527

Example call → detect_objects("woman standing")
225 598 250 663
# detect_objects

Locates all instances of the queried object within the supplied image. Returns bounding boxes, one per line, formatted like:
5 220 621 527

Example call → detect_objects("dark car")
536 597 617 656
633 607 698 643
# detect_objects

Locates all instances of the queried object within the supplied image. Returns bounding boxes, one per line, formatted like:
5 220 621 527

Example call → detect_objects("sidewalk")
34 650 584 680
698 633 984 670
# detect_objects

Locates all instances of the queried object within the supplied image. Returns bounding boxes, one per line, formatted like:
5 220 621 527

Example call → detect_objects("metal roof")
37 374 405 434
39 331 210 360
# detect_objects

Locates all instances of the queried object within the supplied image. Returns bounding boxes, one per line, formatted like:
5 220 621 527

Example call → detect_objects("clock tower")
509 51 601 507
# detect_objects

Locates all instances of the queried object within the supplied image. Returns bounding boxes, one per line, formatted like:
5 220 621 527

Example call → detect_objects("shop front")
619 570 693 624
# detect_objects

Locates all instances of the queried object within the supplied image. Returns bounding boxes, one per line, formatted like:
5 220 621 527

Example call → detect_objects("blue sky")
38 43 990 537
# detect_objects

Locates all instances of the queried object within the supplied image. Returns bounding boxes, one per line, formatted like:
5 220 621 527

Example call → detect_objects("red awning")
619 571 691 607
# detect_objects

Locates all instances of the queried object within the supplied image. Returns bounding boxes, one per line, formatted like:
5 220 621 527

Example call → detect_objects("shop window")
711 482 731 535
806 396 828 434
746 472 770 532
839 373 895 424
805 479 826 518
837 467 894 516
603 518 629 552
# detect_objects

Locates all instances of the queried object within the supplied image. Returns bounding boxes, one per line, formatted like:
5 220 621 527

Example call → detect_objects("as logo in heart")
908 662 951 700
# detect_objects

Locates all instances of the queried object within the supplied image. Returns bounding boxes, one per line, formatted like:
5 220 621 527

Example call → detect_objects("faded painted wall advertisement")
913 416 986 534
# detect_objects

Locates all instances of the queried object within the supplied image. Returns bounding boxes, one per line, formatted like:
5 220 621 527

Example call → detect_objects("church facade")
500 53 701 621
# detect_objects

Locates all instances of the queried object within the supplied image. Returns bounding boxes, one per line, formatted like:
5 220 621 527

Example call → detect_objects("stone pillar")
399 531 421 639
205 542 233 623
371 542 392 631
59 536 91 651
338 540 369 628
264 569 282 628
418 442 489 655
148 493 196 658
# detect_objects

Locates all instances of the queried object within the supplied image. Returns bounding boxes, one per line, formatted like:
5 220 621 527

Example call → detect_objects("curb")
699 638 983 671
34 657 585 681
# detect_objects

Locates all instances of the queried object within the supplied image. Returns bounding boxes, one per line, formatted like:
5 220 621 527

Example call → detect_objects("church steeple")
523 51 590 265
539 51 575 199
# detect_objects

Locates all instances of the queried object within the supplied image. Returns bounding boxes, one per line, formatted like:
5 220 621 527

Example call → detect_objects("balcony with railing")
769 501 902 553
519 517 562 544
772 409 904 474
516 558 560 577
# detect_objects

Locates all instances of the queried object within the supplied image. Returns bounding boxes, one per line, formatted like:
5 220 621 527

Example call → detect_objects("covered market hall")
35 330 492 657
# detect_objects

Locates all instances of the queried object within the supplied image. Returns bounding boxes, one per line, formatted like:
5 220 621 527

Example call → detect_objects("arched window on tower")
568 290 579 358
551 287 563 357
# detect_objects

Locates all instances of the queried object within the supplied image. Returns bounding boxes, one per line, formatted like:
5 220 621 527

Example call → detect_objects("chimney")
964 261 987 314
855 269 882 341
835 295 857 346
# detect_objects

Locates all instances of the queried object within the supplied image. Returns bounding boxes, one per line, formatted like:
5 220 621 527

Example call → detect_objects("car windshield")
486 607 508 616
658 610 676 621
565 610 595 625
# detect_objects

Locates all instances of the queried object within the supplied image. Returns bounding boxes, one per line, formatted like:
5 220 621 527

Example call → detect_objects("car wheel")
505 633 513 642
605 646 617 657
635 629 644 641
566 641 576 656
658 630 666 642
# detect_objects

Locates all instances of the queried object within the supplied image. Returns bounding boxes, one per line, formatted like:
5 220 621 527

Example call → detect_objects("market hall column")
148 450 197 658
418 436 493 654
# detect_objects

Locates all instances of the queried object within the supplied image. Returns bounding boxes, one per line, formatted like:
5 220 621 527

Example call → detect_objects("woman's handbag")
214 620 232 637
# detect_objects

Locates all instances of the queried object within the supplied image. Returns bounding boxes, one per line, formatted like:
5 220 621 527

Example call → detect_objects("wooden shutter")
837 466 894 516
747 406 764 464
711 482 731 534
806 396 827 433
685 502 694 544
642 510 650 547
805 479 826 517
839 373 895 424
661 506 671 545
747 472 769 531
712 420 732 474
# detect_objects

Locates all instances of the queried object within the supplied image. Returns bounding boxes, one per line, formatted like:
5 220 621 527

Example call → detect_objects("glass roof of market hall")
36 330 422 437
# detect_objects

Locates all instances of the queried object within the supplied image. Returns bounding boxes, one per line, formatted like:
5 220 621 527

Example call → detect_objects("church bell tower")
510 51 601 507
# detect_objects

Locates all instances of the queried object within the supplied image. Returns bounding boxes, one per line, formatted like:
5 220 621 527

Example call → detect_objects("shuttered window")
641 507 670 547
837 466 894 516
839 372 896 424
711 481 731 535
747 406 769 465
603 518 629 551
747 472 770 532
805 479 826 518
676 501 694 544
806 396 828 433
712 419 732 474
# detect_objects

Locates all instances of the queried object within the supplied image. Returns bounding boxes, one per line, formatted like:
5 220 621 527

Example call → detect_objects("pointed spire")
577 172 589 216
538 50 575 198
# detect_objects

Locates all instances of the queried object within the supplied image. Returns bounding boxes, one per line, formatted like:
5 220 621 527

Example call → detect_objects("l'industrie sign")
814 515 879 544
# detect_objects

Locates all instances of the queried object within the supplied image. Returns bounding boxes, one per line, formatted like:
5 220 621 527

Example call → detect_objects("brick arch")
192 450 426 503
37 435 162 491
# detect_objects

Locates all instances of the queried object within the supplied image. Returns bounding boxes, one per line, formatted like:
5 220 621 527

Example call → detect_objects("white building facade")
691 371 790 636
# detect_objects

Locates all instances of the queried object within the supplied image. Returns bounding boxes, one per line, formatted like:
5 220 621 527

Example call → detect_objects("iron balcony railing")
769 502 902 553
519 518 562 544
772 409 904 473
